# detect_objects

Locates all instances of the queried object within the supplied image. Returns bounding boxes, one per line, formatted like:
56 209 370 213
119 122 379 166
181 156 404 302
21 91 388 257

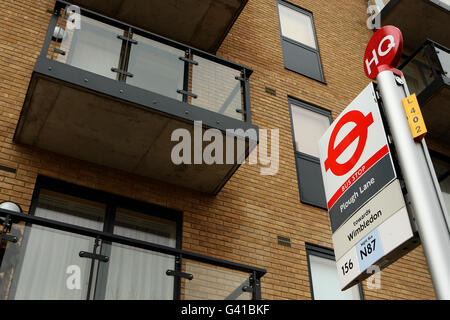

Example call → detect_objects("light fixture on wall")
0 201 21 244
0 201 22 213
0 201 22 224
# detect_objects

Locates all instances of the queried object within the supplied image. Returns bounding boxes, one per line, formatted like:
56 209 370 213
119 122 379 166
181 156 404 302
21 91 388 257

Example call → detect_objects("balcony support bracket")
166 269 194 280
0 215 18 244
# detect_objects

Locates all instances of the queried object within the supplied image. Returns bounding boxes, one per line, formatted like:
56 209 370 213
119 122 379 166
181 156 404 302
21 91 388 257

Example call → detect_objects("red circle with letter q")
364 26 403 79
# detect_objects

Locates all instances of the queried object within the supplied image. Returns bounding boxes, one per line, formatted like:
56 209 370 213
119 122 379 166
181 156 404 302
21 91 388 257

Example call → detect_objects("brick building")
0 0 448 300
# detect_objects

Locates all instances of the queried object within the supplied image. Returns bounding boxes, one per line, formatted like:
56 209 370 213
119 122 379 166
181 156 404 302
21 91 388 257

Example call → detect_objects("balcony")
15 1 258 195
64 0 248 53
369 0 450 52
0 207 265 300
399 40 450 152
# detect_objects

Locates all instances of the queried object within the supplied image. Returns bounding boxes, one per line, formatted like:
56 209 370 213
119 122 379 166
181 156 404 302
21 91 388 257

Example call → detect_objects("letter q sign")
364 26 403 80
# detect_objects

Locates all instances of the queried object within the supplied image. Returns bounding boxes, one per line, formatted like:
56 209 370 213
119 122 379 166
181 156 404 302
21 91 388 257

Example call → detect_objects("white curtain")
103 213 176 300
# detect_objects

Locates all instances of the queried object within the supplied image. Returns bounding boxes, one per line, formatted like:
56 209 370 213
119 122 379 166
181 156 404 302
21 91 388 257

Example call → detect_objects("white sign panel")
332 179 405 260
336 207 414 290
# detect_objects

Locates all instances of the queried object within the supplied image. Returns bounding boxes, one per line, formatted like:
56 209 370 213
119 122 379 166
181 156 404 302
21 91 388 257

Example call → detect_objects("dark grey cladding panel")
281 39 324 82
296 154 327 209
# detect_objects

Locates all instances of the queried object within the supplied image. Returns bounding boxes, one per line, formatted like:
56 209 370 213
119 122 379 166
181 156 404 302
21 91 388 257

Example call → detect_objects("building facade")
0 0 447 300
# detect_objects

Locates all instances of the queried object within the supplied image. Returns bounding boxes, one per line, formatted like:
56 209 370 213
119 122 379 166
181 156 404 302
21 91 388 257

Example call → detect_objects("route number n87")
360 238 376 260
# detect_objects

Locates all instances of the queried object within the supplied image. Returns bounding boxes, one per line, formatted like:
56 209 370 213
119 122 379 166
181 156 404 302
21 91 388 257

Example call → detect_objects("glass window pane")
57 15 123 79
309 254 361 300
127 35 185 101
101 208 177 300
291 104 330 157
113 208 176 244
36 189 105 230
278 3 317 49
2 225 96 300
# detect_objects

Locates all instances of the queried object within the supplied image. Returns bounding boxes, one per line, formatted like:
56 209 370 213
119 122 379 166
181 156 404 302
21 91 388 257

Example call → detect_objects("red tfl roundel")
364 25 403 79
324 110 374 176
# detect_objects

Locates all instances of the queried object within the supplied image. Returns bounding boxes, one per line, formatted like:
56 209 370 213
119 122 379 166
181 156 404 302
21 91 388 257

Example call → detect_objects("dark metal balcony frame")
32 0 256 134
372 0 450 51
377 0 450 18
0 179 266 300
399 39 450 104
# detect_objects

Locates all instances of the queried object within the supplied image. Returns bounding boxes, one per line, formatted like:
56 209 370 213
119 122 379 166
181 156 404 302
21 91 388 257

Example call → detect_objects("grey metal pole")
376 70 450 300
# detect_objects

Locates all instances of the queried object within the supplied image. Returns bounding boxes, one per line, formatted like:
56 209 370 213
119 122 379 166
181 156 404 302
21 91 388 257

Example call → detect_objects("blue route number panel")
357 228 384 272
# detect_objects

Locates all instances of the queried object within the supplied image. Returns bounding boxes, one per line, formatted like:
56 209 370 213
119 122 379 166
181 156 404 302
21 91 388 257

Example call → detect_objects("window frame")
276 0 326 83
22 175 183 300
305 243 364 300
288 97 332 208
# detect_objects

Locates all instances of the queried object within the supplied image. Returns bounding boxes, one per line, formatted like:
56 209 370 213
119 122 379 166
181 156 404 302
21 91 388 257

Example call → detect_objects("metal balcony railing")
43 0 253 123
0 208 265 300
399 40 450 98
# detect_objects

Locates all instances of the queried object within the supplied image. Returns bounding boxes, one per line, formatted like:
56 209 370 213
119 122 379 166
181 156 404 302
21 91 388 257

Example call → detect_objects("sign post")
366 26 450 299
376 70 450 300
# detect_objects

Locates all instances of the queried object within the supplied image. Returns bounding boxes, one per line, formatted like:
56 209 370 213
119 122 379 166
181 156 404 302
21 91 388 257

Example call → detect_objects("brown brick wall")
0 0 436 300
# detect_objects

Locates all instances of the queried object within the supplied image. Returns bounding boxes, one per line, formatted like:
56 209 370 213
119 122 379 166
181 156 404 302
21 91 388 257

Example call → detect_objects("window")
0 176 181 300
306 245 362 300
289 98 331 208
277 1 325 82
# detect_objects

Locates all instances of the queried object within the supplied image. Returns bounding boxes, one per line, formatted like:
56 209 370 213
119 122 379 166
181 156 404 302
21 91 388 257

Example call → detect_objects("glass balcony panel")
402 61 428 96
0 216 261 300
182 259 251 300
99 242 175 300
127 35 185 101
401 45 443 96
0 191 105 300
56 14 123 80
436 47 450 76
46 9 253 125
98 208 177 300
192 56 244 121
0 223 95 300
